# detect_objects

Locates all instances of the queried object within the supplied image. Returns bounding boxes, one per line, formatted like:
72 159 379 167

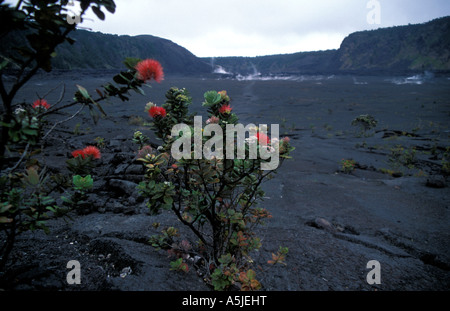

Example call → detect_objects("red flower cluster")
206 116 219 124
256 132 270 146
72 146 101 159
149 105 167 118
219 104 232 114
135 59 164 83
137 145 153 159
32 99 50 110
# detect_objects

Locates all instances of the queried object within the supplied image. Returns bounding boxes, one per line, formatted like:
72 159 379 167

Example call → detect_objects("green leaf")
23 167 40 186
0 216 13 224
73 175 94 190
92 100 107 117
61 196 73 204
91 6 105 20
218 254 233 265
89 105 99 124
21 128 38 136
104 83 119 94
76 84 90 99
170 258 187 272
152 192 163 200
113 74 129 85
123 57 141 71
46 206 58 213
41 195 55 206
246 269 256 280
103 2 116 14
163 196 173 205
203 91 221 107
118 94 129 101
66 36 76 45
134 86 145 96
0 59 9 70
0 121 13 128
0 203 12 213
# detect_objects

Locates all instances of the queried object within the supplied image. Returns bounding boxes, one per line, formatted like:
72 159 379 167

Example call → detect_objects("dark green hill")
210 16 450 76
336 16 450 74
51 30 211 74
0 28 211 75
2 16 449 76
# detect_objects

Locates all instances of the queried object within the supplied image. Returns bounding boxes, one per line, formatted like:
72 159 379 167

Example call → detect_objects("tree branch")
172 204 211 248
42 103 85 140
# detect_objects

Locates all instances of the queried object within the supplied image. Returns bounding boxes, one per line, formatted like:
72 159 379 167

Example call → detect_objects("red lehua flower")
206 116 219 124
72 149 86 158
218 104 232 114
32 99 50 110
83 146 101 159
149 105 167 118
282 136 290 144
72 146 101 159
256 132 270 146
135 59 164 83
137 145 153 158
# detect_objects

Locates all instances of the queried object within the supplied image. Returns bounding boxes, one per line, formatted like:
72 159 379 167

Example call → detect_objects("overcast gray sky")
77 0 450 57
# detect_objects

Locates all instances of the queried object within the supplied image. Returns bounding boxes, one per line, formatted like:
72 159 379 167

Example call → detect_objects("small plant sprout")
351 114 378 137
340 159 357 174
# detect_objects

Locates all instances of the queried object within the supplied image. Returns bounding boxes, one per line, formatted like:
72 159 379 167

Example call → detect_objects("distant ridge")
336 16 450 74
51 30 212 74
0 28 211 75
209 16 450 76
2 16 449 76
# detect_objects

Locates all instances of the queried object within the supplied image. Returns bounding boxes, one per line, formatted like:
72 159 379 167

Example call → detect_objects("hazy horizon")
4 0 450 58
77 0 450 58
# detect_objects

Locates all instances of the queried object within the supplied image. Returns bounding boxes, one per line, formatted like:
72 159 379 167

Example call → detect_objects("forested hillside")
2 16 449 75
210 16 450 75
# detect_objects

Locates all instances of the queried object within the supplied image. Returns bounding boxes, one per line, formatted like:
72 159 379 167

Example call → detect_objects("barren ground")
1 72 449 291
